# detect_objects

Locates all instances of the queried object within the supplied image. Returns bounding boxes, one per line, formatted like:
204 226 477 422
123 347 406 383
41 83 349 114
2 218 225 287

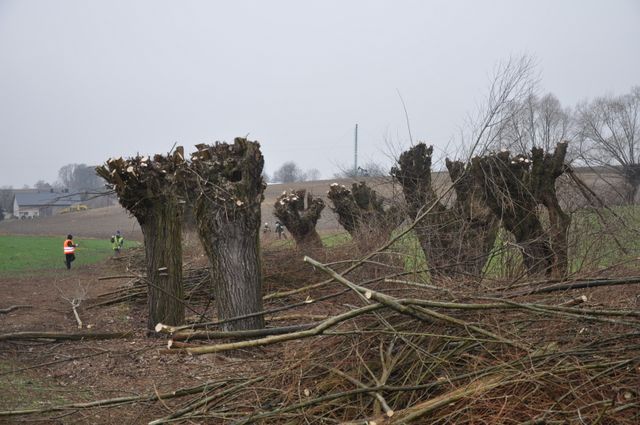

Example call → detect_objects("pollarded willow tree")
391 143 499 278
474 142 571 276
96 149 185 330
327 181 403 248
273 189 325 249
188 138 266 331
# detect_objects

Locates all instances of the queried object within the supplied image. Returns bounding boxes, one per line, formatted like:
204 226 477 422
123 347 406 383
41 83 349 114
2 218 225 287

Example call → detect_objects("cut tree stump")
327 181 403 249
391 143 498 278
96 148 186 330
188 138 266 331
274 189 325 249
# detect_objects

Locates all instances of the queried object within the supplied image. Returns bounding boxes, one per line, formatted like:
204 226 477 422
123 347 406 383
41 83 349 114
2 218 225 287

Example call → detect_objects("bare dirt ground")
0 250 336 424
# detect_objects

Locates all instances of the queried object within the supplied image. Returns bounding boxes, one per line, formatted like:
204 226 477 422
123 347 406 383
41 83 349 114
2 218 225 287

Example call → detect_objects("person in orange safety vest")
63 234 79 270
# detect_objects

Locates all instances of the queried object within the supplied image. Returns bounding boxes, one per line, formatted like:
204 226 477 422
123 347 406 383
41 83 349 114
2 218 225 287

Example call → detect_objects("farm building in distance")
13 191 83 218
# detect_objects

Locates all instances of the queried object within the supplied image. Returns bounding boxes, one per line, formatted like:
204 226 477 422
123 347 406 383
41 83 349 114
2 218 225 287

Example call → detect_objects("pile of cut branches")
142 256 639 424
2 251 639 423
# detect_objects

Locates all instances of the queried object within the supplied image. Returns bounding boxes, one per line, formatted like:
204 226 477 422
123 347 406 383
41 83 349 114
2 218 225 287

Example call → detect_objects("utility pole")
354 123 358 177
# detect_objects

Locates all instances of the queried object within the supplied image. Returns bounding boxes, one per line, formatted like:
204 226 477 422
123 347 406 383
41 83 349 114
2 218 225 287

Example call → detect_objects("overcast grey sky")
0 0 638 187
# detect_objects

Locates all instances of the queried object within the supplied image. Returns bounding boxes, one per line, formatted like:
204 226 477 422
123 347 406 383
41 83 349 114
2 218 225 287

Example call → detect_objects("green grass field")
0 235 138 274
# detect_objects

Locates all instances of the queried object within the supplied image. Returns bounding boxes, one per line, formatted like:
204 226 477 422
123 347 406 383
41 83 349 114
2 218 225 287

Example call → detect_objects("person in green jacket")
110 230 124 256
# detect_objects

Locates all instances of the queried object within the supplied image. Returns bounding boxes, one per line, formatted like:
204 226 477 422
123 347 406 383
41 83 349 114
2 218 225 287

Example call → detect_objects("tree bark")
445 159 500 276
531 143 571 277
190 138 265 331
273 189 324 249
96 149 186 330
391 144 498 278
140 202 184 330
474 142 570 276
327 181 403 248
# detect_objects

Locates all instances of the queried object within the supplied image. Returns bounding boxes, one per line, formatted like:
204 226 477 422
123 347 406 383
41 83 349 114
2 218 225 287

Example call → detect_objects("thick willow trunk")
392 144 498 279
476 143 570 277
140 202 184 330
545 195 571 277
534 144 571 277
509 214 554 275
96 149 186 332
190 139 266 331
196 209 264 331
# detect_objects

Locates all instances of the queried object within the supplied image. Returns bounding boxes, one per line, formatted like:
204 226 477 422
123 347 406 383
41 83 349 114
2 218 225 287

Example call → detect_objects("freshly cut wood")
503 276 640 297
167 340 199 349
559 295 588 307
172 304 384 355
71 298 82 329
170 323 316 341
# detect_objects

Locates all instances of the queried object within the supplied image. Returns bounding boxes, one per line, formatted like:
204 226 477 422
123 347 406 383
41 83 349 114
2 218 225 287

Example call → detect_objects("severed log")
304 256 529 350
0 331 132 342
268 314 330 322
559 295 588 307
170 280 571 356
97 275 139 280
0 305 32 314
167 340 199 349
165 304 385 355
71 299 82 329
502 275 640 297
169 323 316 341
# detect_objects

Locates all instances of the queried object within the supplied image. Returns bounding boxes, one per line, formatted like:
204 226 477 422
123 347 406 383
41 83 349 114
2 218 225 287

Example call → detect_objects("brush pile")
145 256 640 424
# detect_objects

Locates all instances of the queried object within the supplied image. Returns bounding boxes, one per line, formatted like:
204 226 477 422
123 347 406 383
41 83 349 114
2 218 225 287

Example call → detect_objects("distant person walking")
275 221 286 239
63 234 78 270
111 230 124 256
